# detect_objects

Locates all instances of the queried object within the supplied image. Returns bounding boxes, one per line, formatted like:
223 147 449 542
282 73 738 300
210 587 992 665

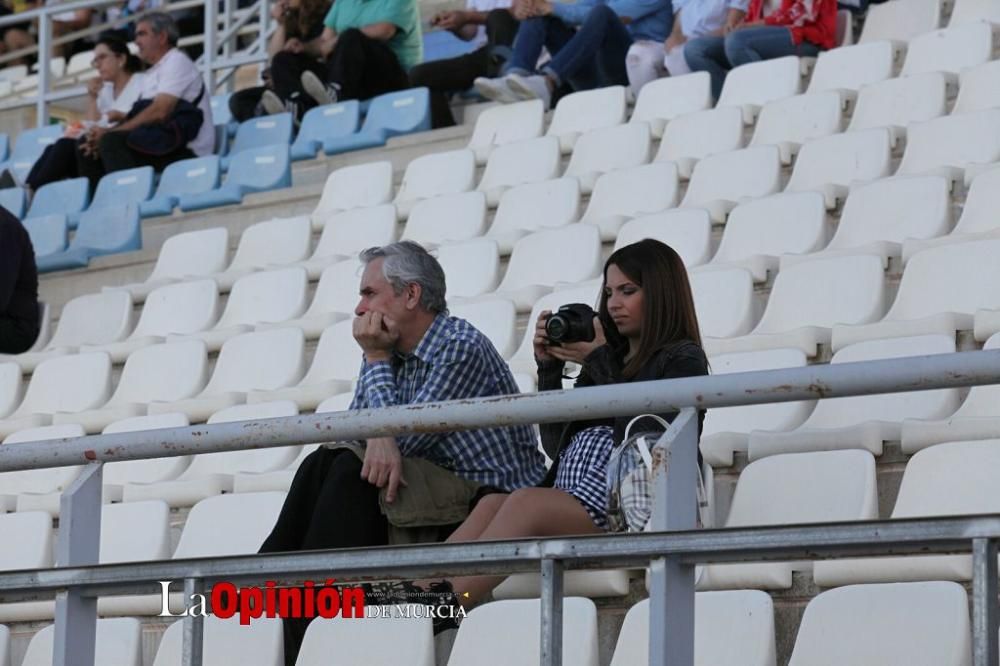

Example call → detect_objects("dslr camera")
545 303 597 344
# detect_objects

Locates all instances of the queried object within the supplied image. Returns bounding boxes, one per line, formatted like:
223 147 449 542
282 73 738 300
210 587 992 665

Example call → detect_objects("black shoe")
0 169 17 189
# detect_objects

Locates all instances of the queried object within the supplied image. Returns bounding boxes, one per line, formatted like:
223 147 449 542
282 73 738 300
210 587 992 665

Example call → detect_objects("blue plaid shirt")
349 314 547 491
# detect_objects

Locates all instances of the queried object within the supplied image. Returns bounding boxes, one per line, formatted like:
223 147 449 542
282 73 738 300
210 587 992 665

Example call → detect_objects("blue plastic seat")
2 124 63 183
210 93 238 137
178 144 291 212
220 112 294 169
139 156 221 218
85 166 154 222
35 204 141 272
0 187 26 218
290 101 361 161
422 30 479 63
25 177 90 227
324 88 431 156
23 213 68 268
0 133 9 161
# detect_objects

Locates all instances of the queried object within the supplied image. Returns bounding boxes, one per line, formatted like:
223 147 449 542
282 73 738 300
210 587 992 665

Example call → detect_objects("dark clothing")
26 136 85 190
75 131 194 192
537 340 710 481
0 208 39 354
408 9 519 128
323 28 411 101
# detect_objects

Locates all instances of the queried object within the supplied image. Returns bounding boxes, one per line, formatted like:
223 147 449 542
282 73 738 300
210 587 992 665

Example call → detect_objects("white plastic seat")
0 511 52 569
704 192 829 282
437 239 502 299
806 42 900 95
270 259 360 338
447 598 598 666
953 59 1000 114
697 449 878 590
393 148 476 219
21 618 142 666
0 624 8 666
610 592 776 666
578 162 679 240
0 353 112 438
690 267 760 340
0 424 86 513
154 617 283 666
207 216 312 290
0 290 134 372
300 204 396 279
613 210 713 267
545 85 627 152
564 122 652 193
815 441 1000 587
704 254 886 357
477 136 562 206
785 128 894 208
171 267 309 351
490 225 602 311
449 300 518 360
296 605 433 666
748 335 961 460
629 71 713 138
701 348 815 467
846 73 949 143
124 401 300 506
858 0 942 43
655 107 744 178
900 21 994 76
0 362 22 419
101 413 193 502
485 178 580 253
107 227 228 301
493 570 630 600
680 146 783 222
749 92 844 163
249 321 359 409
467 99 544 163
311 160 393 230
148 328 306 423
57 340 209 433
832 239 1000 350
507 281 602 375
950 0 1000 25
788 582 971 665
401 191 488 247
717 56 804 122
82 279 220 362
896 109 1000 181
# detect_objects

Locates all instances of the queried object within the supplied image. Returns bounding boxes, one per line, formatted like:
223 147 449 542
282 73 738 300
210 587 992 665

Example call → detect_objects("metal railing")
2 349 1000 666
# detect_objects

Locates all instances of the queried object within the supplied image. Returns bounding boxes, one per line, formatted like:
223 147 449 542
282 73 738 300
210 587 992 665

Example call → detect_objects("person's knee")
684 37 710 65
337 28 365 49
486 8 516 32
98 130 127 154
408 61 434 87
584 4 617 26
723 31 752 66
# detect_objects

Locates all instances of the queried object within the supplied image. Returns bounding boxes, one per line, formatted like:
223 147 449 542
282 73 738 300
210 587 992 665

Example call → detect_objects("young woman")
384 238 710 618
21 34 144 191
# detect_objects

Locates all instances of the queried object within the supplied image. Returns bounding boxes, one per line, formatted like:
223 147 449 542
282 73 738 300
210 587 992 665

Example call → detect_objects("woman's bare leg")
444 492 509 543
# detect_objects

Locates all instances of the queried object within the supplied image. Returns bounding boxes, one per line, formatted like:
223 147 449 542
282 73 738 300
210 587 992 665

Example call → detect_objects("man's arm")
360 21 398 41
318 26 338 58
107 93 179 133
432 9 489 41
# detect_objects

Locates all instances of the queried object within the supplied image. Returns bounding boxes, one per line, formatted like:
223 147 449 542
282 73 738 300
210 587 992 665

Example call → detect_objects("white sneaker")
301 71 338 106
474 76 520 104
260 90 285 115
507 73 552 110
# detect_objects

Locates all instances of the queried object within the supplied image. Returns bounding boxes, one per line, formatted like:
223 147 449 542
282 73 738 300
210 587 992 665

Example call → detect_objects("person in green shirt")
299 0 423 106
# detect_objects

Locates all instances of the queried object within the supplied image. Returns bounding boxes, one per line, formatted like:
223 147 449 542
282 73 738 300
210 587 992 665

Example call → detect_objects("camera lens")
545 315 567 341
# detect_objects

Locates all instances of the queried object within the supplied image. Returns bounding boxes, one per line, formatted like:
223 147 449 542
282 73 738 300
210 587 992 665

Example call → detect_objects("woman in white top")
22 34 144 192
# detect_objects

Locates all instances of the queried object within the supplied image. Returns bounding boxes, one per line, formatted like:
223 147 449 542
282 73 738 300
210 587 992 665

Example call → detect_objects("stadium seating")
545 85 626 152
310 160 393 229
108 227 228 300
858 0 942 43
0 186 25 217
846 73 949 141
615 210 713 267
0 424 86 513
35 204 142 272
564 121 651 193
23 214 67 266
690 267 759 340
436 239 502 299
139 155 221 218
680 145 782 221
953 59 1000 114
717 56 804 122
450 299 519 360
85 166 154 221
220 112 294 169
297 604 432 665
393 148 476 218
896 109 1000 181
0 511 51 571
209 93 235 135
2 123 62 183
629 71 713 138
301 204 396 278
291 100 361 160
578 162 678 240
153 616 284 666
24 177 89 225
806 41 899 95
507 281 602 375
785 128 894 208
178 144 291 212
206 216 312 290
477 136 562 206
467 99 544 163
100 413 194 502
21 618 143 666
324 87 432 155
0 624 8 666
402 191 488 247
749 92 844 163
0 362 21 419
655 107 744 177
900 21 995 76
484 178 580 253
951 0 1000 24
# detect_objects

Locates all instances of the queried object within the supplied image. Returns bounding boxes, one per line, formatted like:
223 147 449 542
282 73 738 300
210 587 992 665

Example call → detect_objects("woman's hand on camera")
546 316 607 365
533 309 557 363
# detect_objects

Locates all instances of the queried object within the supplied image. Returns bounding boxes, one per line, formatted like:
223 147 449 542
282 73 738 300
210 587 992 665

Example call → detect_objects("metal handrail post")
203 0 217 94
181 578 205 666
973 537 999 666
540 558 564 666
649 408 699 666
51 463 103 666
36 11 51 125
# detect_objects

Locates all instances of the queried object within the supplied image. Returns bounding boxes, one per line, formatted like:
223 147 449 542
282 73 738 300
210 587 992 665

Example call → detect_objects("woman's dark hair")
97 33 142 73
597 238 702 379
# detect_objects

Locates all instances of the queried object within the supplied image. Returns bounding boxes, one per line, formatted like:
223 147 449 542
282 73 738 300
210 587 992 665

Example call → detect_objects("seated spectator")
295 0 422 108
0 0 35 65
474 0 673 109
684 0 837 99
258 241 546 665
49 0 98 59
626 0 747 95
75 12 213 190
22 34 144 191
0 207 39 354
380 239 709 616
408 4 519 128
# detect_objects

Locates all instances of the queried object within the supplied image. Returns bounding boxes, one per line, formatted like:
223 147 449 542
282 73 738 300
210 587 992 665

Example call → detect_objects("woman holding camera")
385 238 709 617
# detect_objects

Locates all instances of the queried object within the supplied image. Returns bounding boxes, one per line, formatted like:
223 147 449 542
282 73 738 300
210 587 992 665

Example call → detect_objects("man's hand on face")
353 311 400 363
362 436 407 502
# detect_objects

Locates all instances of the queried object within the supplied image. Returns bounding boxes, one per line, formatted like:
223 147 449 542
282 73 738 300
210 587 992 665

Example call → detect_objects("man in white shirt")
407 1 518 128
76 12 214 188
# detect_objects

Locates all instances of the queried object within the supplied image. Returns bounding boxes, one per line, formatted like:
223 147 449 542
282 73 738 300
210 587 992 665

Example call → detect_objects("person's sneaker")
260 90 285 115
473 75 520 104
301 70 339 106
507 73 553 110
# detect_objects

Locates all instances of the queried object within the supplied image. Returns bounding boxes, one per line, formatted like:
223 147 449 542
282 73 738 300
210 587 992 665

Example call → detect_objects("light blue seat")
178 144 291 212
25 177 90 227
0 187 26 218
290 101 361 161
220 112 294 169
140 156 221 218
324 88 431 156
84 166 154 223
0 133 9 161
36 204 141 272
23 213 68 269
2 124 63 183
210 93 238 136
422 30 479 63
